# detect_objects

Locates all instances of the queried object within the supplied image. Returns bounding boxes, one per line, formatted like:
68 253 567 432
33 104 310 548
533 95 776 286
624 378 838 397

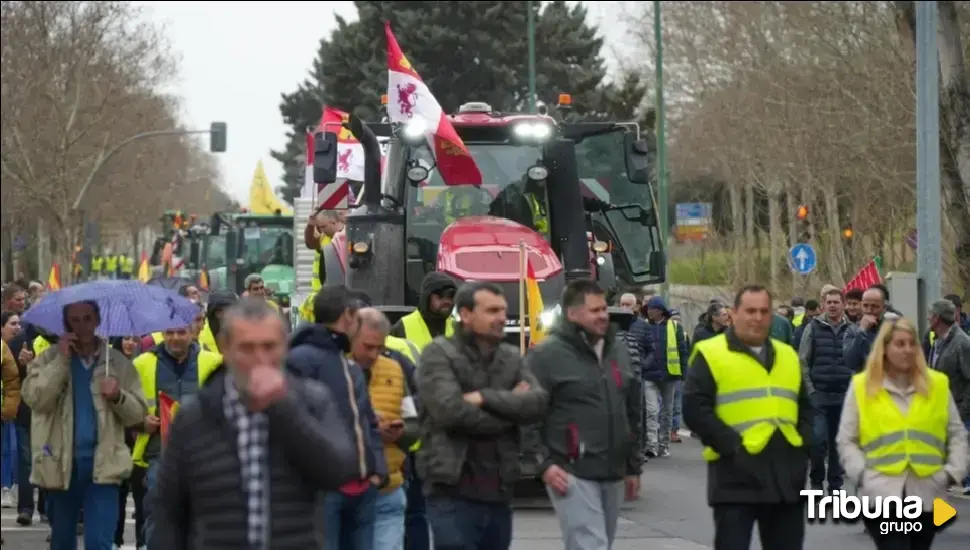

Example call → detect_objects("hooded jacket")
641 296 689 382
390 271 456 339
203 289 239 351
285 323 387 484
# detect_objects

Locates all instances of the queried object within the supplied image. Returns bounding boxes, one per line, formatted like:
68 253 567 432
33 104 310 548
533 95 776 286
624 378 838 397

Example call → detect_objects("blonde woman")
836 318 967 550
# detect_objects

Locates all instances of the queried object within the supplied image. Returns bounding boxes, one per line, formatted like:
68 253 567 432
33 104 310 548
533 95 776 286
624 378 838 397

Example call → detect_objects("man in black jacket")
683 285 813 550
148 298 358 550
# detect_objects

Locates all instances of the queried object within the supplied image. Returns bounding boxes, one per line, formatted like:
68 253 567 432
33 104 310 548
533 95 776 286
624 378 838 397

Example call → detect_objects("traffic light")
842 224 854 241
795 205 811 243
210 122 227 153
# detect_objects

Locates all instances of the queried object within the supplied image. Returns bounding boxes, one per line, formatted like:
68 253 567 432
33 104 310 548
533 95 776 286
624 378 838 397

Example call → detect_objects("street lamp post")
915 1 941 334
654 1 670 300
74 123 227 281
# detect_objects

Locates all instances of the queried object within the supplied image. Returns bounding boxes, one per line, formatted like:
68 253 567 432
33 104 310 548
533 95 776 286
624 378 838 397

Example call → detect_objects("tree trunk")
744 183 757 280
767 189 783 293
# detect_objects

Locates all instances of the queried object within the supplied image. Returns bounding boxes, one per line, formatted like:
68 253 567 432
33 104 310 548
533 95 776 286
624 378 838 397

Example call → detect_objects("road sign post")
789 243 817 275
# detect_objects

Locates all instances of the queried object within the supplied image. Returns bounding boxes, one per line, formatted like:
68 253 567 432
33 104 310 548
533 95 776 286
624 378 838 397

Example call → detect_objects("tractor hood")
261 264 295 296
436 216 562 282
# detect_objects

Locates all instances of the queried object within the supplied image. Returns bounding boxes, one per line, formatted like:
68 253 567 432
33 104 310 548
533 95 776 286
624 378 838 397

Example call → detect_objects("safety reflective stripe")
666 322 681 376
861 429 946 467
716 387 799 431
526 194 549 234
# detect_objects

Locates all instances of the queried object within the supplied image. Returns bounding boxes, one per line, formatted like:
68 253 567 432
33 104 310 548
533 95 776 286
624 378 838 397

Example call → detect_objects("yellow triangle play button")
933 498 956 527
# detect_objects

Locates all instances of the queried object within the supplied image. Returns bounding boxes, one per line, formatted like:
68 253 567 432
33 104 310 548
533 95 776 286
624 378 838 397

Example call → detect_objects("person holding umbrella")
18 280 199 550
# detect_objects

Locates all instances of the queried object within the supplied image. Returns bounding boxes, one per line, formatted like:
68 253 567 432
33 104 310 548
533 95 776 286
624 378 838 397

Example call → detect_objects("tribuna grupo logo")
802 489 956 535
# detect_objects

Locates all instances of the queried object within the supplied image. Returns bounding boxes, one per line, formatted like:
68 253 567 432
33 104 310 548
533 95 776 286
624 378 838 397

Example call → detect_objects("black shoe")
16 512 32 526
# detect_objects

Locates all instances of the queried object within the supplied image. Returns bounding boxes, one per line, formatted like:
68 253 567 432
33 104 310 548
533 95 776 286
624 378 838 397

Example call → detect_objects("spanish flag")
137 251 151 282
158 391 180 447
199 266 210 290
526 259 546 346
46 264 61 291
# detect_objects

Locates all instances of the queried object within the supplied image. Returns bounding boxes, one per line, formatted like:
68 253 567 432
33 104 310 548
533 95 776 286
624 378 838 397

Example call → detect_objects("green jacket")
527 322 642 481
770 314 794 345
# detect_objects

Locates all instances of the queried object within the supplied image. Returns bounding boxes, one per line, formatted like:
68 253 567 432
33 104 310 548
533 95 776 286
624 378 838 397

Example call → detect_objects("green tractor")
202 211 296 310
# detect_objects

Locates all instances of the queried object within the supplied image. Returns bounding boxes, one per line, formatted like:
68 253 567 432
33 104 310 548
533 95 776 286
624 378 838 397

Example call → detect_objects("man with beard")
843 286 888 373
416 282 546 550
391 272 457 349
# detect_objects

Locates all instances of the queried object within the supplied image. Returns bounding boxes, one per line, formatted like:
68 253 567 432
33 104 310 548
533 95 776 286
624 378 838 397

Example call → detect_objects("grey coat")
933 326 970 421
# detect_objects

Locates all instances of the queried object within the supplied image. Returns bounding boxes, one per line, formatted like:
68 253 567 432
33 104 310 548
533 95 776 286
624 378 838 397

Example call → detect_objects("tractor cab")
219 212 296 306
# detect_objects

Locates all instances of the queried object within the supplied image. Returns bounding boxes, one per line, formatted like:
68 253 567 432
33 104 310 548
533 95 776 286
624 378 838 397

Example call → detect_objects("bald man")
842 287 887 372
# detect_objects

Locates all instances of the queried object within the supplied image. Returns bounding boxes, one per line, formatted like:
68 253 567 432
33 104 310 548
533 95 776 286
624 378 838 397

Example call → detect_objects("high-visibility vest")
664 321 682 376
199 320 218 353
91 256 103 271
106 256 118 272
121 257 134 274
400 310 455 351
853 370 948 477
525 193 549 235
693 334 804 461
385 335 419 364
131 349 222 466
33 336 52 357
311 234 333 292
793 313 805 327
151 332 164 345
299 291 317 322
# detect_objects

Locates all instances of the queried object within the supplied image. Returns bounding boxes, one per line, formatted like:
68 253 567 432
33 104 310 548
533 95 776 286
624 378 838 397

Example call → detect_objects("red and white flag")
302 124 350 209
384 22 481 186
843 257 882 293
323 107 364 181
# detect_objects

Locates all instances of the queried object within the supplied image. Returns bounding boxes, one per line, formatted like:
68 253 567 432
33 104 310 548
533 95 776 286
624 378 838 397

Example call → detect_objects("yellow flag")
526 260 546 345
248 160 292 215
137 252 151 282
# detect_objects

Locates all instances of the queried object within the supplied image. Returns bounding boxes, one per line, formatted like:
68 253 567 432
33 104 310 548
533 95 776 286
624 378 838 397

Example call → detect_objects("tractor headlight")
402 119 428 139
513 122 553 141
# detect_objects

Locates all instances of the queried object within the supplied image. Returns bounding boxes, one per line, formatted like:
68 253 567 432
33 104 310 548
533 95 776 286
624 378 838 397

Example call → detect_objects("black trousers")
713 502 806 550
863 513 936 550
114 465 147 546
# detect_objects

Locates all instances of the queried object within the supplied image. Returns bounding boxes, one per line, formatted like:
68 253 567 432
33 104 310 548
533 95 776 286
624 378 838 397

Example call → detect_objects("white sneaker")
0 488 13 508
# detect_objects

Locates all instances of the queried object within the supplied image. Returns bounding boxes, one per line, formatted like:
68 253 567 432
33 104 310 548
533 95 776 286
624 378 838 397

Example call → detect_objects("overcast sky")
139 1 630 204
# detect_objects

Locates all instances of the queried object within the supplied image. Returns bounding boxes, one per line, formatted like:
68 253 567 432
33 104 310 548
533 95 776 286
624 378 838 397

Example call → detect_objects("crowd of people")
1 271 969 550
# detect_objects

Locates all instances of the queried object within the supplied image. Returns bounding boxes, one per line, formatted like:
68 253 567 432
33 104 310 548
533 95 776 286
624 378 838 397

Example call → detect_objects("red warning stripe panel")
318 182 349 209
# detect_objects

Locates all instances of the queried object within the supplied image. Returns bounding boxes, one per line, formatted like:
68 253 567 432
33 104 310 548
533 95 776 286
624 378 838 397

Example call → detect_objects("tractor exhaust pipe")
348 112 382 207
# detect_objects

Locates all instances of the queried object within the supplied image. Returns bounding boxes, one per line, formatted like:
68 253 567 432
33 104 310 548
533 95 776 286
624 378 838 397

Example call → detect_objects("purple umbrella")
23 280 200 338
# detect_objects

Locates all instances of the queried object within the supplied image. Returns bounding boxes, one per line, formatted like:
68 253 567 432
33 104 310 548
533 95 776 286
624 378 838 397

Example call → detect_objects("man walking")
843 286 888 372
641 296 688 457
530 279 642 549
683 285 812 550
927 299 970 494
417 282 546 550
798 288 851 494
148 298 358 549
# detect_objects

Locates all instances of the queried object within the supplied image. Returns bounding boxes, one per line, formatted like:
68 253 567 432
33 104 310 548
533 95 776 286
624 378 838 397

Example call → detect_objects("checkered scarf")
223 375 270 548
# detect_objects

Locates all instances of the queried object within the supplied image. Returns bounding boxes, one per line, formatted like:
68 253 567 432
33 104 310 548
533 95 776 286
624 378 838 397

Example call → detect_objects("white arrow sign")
795 248 809 271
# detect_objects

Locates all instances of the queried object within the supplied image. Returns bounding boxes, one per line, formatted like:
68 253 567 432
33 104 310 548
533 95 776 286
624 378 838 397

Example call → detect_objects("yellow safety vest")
33 336 52 357
106 256 118 272
122 257 134 274
299 291 317 322
694 334 804 461
793 313 805 327
91 256 103 271
385 335 419 364
199 320 218 353
525 193 549 235
664 321 682 376
400 310 455 350
853 370 948 477
311 234 332 292
151 332 164 345
367 354 409 490
131 350 222 466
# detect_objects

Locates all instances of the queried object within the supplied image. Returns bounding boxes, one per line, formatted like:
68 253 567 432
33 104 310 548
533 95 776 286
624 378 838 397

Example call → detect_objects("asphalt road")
3 437 968 549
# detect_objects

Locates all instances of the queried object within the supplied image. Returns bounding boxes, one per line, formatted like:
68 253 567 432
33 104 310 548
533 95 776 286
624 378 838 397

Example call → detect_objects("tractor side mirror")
623 132 650 184
314 131 338 185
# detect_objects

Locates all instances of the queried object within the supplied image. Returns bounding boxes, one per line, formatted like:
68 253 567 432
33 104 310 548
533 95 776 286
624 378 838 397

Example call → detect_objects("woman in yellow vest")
836 318 967 549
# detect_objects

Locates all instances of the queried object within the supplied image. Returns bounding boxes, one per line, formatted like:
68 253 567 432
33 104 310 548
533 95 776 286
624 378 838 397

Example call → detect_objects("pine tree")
272 1 648 202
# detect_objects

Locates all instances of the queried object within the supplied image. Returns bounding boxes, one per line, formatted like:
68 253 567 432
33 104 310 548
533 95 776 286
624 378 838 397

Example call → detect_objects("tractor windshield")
240 225 294 267
405 143 550 257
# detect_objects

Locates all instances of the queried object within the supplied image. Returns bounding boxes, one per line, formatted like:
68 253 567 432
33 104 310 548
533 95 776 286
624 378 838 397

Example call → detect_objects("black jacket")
148 366 358 550
683 329 813 505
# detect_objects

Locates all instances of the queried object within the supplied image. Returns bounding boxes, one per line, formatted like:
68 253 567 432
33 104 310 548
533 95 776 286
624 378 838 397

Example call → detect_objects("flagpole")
519 240 527 356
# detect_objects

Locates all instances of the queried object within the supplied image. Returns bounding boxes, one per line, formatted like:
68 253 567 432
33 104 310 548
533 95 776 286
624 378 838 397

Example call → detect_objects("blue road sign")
789 243 817 275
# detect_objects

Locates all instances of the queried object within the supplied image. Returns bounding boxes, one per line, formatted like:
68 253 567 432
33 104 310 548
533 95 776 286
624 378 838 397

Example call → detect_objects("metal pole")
527 1 537 113
654 0 670 300
915 1 941 333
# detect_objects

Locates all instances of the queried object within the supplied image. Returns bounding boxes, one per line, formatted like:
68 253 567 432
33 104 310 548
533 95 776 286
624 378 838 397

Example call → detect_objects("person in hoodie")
843 286 888 373
797 287 852 494
285 285 387 550
641 296 689 458
390 271 457 348
137 319 223 545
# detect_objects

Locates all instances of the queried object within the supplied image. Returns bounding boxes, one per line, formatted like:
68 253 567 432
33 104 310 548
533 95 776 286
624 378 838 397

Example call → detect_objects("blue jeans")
142 459 160 545
15 424 44 516
809 402 844 490
46 456 119 550
322 486 378 550
374 487 407 550
426 495 513 550
672 381 683 432
1 421 16 487
404 458 429 550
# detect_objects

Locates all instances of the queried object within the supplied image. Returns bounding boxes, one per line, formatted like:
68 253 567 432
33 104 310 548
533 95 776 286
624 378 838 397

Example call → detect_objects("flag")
248 160 293 215
138 251 151 282
46 264 61 291
385 22 481 186
843 256 882 293
526 258 546 346
323 106 364 182
158 391 180 447
199 265 210 290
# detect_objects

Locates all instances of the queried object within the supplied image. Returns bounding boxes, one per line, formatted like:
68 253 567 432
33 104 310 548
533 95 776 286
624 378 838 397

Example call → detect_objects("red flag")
47 263 61 291
843 258 882 293
385 22 482 186
158 391 179 447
